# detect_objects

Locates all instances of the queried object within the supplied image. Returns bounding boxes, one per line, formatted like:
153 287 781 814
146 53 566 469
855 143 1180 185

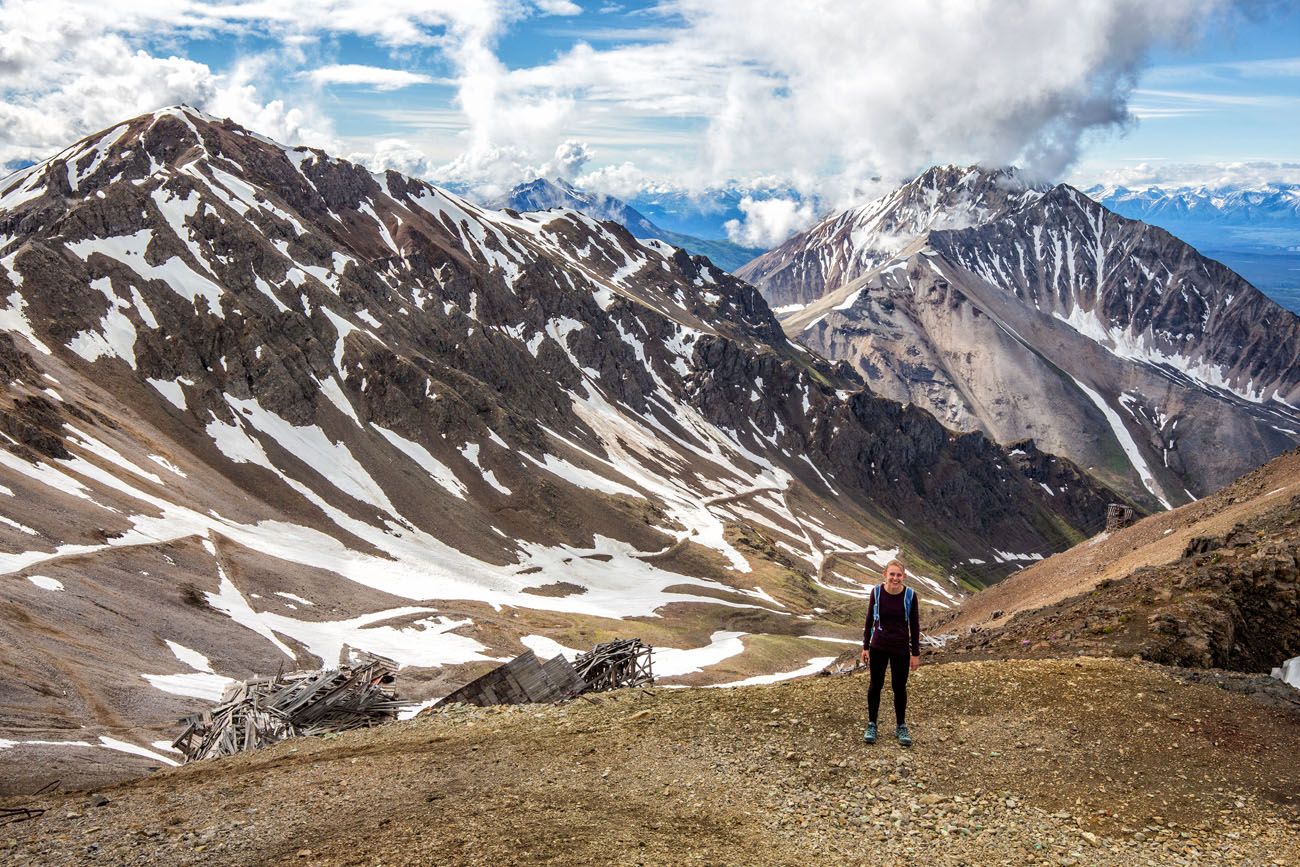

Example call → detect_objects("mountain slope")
0 110 1113 782
1088 182 1300 315
747 166 1300 508
935 446 1300 673
495 177 766 271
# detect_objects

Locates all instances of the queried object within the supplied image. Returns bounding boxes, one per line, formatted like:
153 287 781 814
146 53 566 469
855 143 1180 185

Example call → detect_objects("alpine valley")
739 165 1300 511
0 109 1118 788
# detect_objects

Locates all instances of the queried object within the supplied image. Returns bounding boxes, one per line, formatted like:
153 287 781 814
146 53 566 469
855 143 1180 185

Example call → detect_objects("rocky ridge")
935 448 1300 676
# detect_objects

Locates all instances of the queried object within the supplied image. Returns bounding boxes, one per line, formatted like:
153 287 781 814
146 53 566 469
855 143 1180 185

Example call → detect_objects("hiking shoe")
896 725 913 747
863 722 878 744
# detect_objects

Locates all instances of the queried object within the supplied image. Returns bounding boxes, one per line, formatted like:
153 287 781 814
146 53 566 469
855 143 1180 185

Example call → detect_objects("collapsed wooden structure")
434 638 654 710
572 638 654 692
172 639 655 761
172 652 403 762
435 650 586 708
1106 503 1138 531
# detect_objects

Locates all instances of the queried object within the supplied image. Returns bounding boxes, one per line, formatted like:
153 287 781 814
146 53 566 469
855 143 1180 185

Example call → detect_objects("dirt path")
3 657 1297 865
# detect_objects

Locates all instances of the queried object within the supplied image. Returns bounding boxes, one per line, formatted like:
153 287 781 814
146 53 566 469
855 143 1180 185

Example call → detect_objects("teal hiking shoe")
896 724 912 747
863 722 878 744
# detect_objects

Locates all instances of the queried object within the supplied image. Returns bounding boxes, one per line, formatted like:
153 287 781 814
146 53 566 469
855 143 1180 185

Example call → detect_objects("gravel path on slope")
2 658 1297 866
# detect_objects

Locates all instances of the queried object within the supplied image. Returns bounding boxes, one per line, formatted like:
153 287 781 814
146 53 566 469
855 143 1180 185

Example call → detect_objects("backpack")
872 584 915 638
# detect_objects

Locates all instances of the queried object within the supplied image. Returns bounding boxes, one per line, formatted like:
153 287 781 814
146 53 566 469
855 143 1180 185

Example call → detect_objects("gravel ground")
2 657 1297 866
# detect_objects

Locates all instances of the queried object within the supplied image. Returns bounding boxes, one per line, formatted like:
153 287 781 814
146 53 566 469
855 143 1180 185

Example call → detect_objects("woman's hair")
882 559 907 578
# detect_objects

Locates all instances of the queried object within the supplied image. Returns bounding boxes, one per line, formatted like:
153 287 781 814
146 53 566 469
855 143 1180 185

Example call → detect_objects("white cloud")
0 0 505 167
532 0 582 15
434 0 1230 205
306 64 436 91
574 161 651 199
724 196 816 248
348 138 441 178
0 0 1264 221
1079 160 1300 190
542 139 591 178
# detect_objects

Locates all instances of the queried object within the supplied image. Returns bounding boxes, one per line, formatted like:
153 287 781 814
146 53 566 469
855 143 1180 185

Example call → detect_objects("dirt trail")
3 657 1297 866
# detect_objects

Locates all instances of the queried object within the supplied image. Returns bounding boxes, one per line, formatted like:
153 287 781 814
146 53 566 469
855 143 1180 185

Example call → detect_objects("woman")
860 559 921 747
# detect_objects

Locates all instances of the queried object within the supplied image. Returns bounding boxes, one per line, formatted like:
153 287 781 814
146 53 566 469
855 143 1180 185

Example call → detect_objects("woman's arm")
860 586 875 662
909 590 921 658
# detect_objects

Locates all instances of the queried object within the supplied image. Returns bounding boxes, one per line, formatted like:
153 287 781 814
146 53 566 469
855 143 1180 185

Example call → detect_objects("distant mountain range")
1087 183 1300 315
491 177 765 272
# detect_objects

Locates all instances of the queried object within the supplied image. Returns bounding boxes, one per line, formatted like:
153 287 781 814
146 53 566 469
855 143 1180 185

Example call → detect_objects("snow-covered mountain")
1088 182 1300 226
0 110 1114 777
493 177 766 272
738 166 1048 310
742 166 1300 509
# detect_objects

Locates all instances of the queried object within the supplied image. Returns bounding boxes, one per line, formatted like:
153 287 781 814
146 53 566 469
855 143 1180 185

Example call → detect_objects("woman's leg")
890 652 911 726
867 650 889 723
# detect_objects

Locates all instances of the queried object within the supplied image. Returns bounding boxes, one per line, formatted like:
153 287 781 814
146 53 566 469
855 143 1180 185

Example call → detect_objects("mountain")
740 165 1300 510
493 177 766 272
0 109 1116 783
737 165 1047 310
1088 182 1300 315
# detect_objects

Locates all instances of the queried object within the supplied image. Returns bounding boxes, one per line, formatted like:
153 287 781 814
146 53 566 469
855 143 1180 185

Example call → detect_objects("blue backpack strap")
904 587 915 620
873 584 884 625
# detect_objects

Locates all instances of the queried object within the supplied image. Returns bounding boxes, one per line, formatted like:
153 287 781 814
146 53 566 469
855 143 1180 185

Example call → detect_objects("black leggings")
867 650 911 726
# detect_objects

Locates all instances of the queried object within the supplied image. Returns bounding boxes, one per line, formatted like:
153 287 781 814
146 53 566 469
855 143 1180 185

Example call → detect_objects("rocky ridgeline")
940 486 1300 679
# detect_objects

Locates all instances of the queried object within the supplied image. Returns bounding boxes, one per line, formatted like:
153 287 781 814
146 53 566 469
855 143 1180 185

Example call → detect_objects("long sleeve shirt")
863 585 921 656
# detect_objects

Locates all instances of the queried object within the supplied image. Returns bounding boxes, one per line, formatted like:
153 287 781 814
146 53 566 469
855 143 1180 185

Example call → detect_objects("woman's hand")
910 654 920 672
860 649 869 665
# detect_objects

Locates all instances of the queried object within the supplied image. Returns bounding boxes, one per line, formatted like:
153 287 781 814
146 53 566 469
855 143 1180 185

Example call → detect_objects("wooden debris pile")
173 652 403 762
573 638 653 692
432 638 655 711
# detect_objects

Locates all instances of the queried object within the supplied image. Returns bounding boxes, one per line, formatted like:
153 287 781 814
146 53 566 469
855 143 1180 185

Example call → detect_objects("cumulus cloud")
0 0 498 167
724 196 817 248
346 139 441 178
436 0 1230 214
542 140 592 178
306 64 436 91
0 0 1263 248
574 161 653 200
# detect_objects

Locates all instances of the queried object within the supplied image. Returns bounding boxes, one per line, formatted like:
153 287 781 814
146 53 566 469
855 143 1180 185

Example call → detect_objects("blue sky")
0 1 1297 243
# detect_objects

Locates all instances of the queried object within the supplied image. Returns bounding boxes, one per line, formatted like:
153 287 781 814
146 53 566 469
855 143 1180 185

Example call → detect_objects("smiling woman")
861 559 921 747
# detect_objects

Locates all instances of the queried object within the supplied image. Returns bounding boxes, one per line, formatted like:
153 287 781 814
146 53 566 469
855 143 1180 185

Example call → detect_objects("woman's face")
885 565 905 592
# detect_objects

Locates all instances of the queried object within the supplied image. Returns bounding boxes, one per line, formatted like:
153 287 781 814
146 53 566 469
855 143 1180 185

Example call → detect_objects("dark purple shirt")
863 585 921 656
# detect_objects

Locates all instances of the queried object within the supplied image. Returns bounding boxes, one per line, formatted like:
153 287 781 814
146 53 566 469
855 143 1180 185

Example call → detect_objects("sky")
0 0 1297 246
